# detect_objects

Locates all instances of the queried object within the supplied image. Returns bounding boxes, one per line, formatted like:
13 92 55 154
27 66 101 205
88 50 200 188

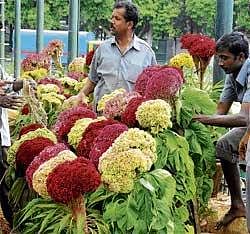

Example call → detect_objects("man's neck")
116 32 134 50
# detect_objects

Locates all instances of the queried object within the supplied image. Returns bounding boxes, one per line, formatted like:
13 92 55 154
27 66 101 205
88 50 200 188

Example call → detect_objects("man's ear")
238 52 246 61
127 21 133 30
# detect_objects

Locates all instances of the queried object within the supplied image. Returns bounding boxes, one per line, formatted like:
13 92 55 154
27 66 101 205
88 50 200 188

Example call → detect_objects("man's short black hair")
216 31 249 58
113 1 139 30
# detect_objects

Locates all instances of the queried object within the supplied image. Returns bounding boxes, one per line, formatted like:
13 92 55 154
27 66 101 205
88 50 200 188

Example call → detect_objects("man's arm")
193 101 247 127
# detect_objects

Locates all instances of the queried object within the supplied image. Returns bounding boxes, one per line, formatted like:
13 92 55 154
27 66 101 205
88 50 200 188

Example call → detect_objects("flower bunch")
16 137 55 172
134 66 161 96
38 77 64 94
67 71 88 81
37 84 60 97
85 50 95 66
68 57 86 73
8 128 57 167
180 33 216 60
59 76 79 97
136 99 172 134
169 52 194 69
21 104 31 115
21 53 50 72
74 79 88 93
32 150 77 197
26 143 68 188
145 66 184 100
97 88 126 112
43 40 64 57
68 117 104 149
19 123 43 138
106 128 157 166
89 123 128 168
21 68 48 81
39 92 65 109
121 96 146 127
103 91 141 119
76 119 118 157
99 149 150 193
47 157 101 204
180 33 216 89
53 106 96 143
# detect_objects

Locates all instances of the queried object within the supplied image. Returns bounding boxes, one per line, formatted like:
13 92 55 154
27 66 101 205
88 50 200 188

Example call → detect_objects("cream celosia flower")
32 150 77 197
74 79 88 92
107 128 157 166
169 52 194 69
40 92 65 107
37 84 60 98
99 149 150 193
136 99 172 134
59 76 78 87
8 128 57 166
97 88 126 111
68 57 86 73
68 117 105 149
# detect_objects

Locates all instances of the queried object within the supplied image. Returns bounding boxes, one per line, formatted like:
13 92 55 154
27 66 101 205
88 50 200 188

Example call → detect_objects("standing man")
194 31 250 230
69 1 156 110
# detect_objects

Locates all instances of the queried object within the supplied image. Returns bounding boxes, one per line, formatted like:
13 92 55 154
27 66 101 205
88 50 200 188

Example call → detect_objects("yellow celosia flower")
169 52 194 69
68 117 105 149
97 88 126 111
106 128 157 166
74 79 88 92
37 84 60 98
21 68 48 81
40 92 65 107
68 57 86 73
32 150 77 197
7 128 57 167
136 99 172 134
59 76 78 87
99 149 150 193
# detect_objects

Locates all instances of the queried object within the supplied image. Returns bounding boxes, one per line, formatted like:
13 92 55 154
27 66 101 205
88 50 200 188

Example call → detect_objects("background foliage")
4 0 250 40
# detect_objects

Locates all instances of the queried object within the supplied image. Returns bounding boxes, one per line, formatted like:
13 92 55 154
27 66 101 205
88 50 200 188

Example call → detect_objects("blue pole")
0 0 5 67
36 0 44 53
14 0 21 78
68 0 79 65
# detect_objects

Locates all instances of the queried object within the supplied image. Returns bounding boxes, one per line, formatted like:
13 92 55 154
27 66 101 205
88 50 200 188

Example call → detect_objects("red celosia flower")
76 119 118 157
21 52 50 72
121 96 146 127
89 123 128 167
38 77 64 94
144 66 184 100
67 71 88 81
180 33 216 60
19 123 44 139
85 50 95 66
26 143 68 188
134 66 162 96
46 157 101 204
16 137 55 174
52 106 96 143
21 104 31 115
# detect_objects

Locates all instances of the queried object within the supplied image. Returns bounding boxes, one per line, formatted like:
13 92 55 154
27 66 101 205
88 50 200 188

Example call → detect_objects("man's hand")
193 114 211 124
0 94 24 110
238 131 250 160
64 92 86 108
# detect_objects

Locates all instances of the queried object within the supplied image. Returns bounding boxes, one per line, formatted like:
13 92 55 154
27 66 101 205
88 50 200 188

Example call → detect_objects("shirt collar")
236 58 250 86
110 34 140 51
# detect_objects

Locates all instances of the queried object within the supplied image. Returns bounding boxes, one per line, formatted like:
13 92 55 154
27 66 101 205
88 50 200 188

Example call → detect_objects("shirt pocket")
126 61 144 84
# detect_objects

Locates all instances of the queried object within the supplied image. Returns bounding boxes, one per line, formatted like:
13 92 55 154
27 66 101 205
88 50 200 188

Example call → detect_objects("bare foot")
215 207 246 230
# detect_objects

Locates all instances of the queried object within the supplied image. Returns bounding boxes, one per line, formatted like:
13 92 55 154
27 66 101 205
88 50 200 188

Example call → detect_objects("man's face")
110 8 131 36
216 50 244 74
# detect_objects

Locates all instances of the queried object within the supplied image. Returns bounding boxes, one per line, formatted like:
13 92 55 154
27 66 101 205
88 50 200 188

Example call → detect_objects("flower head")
32 150 77 197
99 149 151 193
89 123 128 168
16 137 55 173
21 53 50 72
68 57 86 73
169 52 195 69
145 66 184 100
19 123 43 138
47 157 101 204
26 143 68 188
76 119 118 157
136 99 172 134
121 96 146 127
